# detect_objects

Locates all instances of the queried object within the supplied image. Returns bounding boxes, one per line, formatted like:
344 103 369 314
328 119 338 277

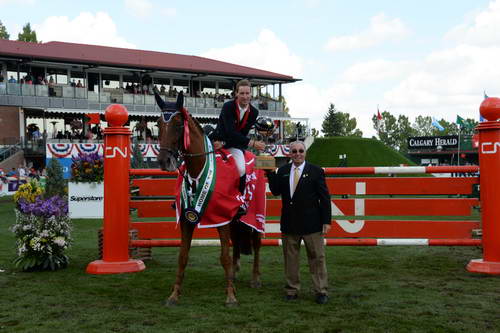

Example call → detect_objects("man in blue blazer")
267 141 331 304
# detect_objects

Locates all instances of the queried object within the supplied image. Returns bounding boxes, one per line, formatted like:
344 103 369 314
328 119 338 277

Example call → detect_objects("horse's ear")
176 91 184 110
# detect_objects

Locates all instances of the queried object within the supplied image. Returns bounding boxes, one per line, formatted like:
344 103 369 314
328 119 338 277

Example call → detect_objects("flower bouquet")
71 152 104 183
11 180 72 271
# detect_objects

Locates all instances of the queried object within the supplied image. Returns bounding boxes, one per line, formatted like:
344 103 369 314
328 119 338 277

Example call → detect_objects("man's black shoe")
315 293 328 305
284 294 298 301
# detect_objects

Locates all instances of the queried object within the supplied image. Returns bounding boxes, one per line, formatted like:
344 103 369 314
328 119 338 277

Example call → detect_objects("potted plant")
11 179 72 271
68 152 104 218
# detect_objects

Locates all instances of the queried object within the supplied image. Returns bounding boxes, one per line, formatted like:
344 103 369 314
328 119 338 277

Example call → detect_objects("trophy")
254 117 276 170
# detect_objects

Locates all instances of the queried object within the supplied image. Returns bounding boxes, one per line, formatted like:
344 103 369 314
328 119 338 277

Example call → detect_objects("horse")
156 92 263 306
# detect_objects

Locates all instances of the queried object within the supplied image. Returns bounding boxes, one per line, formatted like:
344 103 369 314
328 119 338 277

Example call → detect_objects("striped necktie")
292 167 300 194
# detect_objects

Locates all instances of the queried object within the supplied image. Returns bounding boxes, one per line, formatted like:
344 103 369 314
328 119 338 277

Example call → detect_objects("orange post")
86 104 145 274
467 97 500 274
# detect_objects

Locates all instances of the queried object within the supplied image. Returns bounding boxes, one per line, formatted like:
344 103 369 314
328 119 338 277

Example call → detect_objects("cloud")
341 59 417 83
124 0 176 19
283 81 356 133
303 0 321 8
201 29 303 78
445 0 500 46
384 44 500 116
124 0 153 18
34 12 136 48
161 7 177 17
0 0 35 5
325 13 410 52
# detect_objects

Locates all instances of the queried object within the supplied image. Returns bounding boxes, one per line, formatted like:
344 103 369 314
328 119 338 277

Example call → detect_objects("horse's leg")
250 231 262 288
230 222 241 279
218 224 238 306
166 220 195 306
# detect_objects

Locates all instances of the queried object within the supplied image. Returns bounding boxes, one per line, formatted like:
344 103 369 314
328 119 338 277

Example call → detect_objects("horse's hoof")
165 298 178 307
250 280 262 288
225 300 239 307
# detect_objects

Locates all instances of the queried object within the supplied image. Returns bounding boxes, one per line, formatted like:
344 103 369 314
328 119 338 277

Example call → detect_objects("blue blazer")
268 162 331 235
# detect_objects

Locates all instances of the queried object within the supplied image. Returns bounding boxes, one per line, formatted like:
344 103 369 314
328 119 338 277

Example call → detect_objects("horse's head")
157 92 186 171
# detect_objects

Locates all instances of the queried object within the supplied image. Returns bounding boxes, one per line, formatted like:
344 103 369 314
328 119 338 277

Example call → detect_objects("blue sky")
1 0 498 136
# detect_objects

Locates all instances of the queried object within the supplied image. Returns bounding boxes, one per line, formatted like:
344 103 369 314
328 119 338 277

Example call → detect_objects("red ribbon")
181 108 190 150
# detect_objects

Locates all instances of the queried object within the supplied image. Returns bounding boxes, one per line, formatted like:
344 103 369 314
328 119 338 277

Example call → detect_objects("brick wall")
0 106 21 144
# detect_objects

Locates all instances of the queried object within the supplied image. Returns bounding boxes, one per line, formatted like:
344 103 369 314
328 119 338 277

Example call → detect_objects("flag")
456 115 465 128
86 113 100 125
431 117 444 131
377 108 382 121
481 91 488 122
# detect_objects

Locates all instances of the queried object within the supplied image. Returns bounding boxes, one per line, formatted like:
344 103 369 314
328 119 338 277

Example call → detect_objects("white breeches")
228 148 246 177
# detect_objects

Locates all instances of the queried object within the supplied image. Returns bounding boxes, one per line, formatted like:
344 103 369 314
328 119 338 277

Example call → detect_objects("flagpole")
457 128 461 165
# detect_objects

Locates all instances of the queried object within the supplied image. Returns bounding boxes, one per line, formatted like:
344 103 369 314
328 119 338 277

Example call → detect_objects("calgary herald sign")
407 136 459 149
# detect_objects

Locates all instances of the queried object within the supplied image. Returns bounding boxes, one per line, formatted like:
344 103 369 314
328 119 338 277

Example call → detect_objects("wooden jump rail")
128 166 481 247
87 100 500 275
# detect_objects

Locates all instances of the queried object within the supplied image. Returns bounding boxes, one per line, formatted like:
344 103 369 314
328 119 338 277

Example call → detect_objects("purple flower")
18 195 68 217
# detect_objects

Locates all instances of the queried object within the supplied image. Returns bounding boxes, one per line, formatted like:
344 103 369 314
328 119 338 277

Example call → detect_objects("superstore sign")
407 136 459 149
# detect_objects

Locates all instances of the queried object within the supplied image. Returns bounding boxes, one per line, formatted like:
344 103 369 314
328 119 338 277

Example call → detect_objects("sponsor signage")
68 182 104 218
407 136 459 149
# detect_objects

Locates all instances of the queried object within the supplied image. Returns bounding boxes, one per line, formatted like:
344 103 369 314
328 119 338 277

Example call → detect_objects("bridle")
159 110 215 166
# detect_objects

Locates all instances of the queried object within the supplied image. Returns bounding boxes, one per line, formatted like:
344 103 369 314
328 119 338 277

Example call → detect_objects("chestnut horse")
156 93 262 306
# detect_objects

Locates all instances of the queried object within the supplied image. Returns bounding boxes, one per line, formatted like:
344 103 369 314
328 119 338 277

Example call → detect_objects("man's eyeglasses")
291 149 304 154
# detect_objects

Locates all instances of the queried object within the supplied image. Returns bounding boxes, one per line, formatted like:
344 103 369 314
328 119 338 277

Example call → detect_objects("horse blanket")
175 149 266 232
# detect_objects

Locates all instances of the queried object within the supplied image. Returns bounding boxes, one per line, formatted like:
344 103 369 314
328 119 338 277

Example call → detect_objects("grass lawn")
1 197 499 333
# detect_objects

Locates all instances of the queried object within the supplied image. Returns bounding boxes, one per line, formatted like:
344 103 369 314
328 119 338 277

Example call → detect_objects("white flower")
53 237 66 247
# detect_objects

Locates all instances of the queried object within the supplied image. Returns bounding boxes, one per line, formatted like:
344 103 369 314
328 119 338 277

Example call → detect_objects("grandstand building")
0 39 306 169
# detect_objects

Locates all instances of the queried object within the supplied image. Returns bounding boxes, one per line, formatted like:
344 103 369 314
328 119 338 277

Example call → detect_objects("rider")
210 79 266 195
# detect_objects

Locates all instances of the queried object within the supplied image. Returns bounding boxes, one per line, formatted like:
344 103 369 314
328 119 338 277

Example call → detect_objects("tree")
131 142 146 169
395 115 416 153
322 104 363 137
372 111 398 149
45 158 67 198
321 104 343 137
336 112 363 137
0 20 9 39
17 23 37 43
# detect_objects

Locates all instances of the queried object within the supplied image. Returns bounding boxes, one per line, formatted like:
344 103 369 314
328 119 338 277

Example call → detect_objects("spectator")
48 76 55 96
266 141 331 304
70 79 76 87
160 85 166 94
8 76 16 83
18 165 26 178
6 168 17 178
76 80 83 88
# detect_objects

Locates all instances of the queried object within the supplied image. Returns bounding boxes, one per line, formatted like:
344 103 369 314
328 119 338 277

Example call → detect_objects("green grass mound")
307 137 416 167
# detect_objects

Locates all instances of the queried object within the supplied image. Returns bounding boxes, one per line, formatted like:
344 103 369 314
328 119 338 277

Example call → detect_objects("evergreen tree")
322 104 362 137
17 23 37 43
321 104 342 136
0 20 9 39
45 158 67 198
131 142 146 169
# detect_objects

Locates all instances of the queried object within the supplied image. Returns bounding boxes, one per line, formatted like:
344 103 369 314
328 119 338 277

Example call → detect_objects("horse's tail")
230 220 254 255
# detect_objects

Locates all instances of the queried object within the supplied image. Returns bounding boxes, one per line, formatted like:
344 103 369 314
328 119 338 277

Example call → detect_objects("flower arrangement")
71 152 104 183
13 180 44 204
11 180 72 271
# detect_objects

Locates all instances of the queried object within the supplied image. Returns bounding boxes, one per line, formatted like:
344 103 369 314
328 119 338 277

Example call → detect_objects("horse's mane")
187 112 205 138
